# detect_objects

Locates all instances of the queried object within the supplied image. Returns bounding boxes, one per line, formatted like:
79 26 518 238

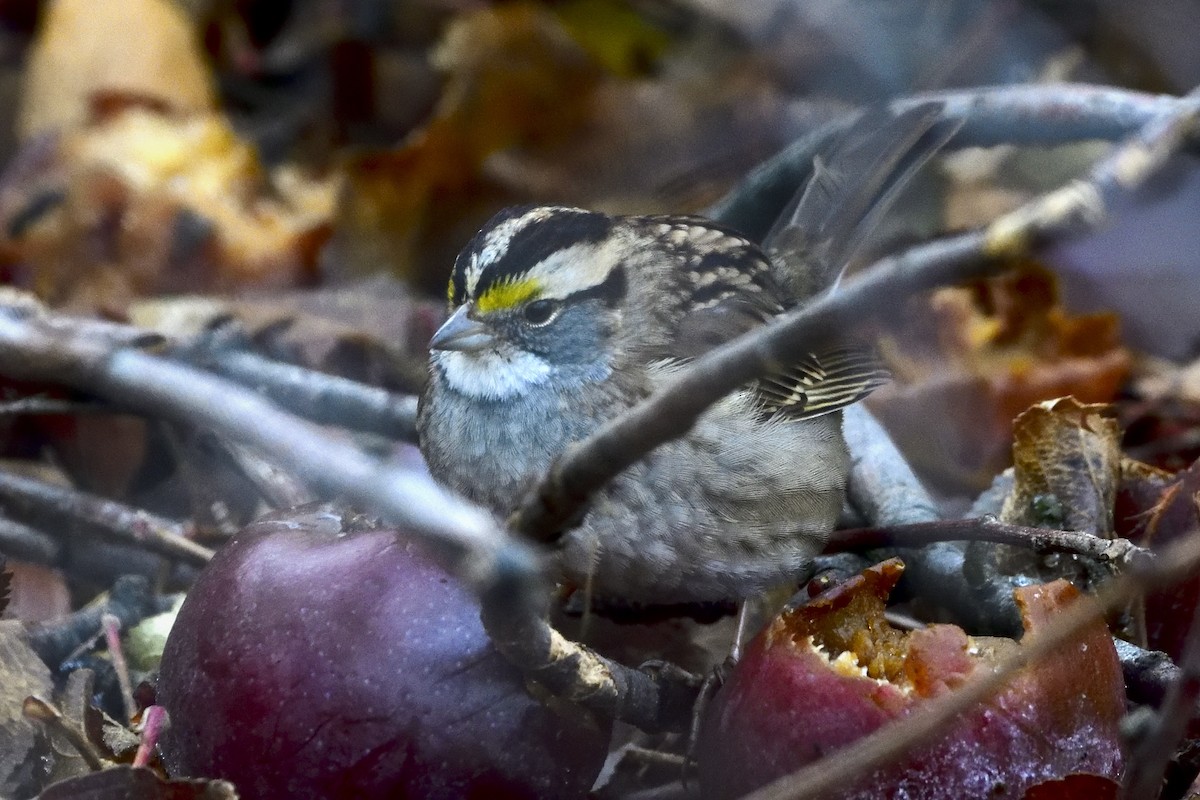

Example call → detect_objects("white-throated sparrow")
416 204 889 603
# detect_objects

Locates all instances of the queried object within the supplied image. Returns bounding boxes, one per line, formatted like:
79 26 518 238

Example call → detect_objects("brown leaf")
1116 457 1200 658
335 2 604 291
1000 397 1121 536
18 0 215 140
0 107 336 312
0 621 53 796
1123 358 1200 471
868 262 1130 493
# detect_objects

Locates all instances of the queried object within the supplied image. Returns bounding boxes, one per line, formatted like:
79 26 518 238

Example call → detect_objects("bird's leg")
682 603 754 787
729 599 754 664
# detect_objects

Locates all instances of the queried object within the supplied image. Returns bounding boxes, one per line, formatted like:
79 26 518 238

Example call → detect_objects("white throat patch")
434 348 552 400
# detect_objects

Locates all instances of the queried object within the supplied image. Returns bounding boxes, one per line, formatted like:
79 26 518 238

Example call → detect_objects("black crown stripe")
472 208 615 299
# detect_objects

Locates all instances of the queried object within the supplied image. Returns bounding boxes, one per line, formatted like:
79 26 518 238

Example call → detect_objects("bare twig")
0 396 113 416
510 90 1200 545
842 405 940 526
0 513 61 564
0 469 212 566
742 529 1200 800
710 84 1187 240
827 516 1152 568
478 576 700 732
175 340 420 442
101 613 136 724
221 440 315 510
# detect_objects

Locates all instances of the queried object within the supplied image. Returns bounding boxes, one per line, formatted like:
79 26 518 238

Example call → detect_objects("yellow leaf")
553 0 671 78
18 0 216 140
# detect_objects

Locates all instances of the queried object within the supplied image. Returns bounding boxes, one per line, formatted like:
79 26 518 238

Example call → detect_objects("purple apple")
158 508 610 799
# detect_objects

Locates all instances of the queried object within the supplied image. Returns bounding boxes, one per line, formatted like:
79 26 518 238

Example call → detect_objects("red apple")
696 559 1125 799
157 507 611 799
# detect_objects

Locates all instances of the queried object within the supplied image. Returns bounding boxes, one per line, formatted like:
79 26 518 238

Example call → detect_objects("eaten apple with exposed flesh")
696 559 1126 799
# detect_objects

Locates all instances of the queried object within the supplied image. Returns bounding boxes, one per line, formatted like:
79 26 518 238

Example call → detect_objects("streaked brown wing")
756 343 890 420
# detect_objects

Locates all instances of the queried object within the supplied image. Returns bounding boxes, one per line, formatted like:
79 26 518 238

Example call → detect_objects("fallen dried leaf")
869 263 1130 493
18 0 215 140
1001 397 1120 536
0 621 53 796
0 560 70 623
1116 457 1200 658
335 2 604 291
0 106 337 312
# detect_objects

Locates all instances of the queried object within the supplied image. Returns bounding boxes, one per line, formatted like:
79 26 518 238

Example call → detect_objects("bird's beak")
429 305 495 353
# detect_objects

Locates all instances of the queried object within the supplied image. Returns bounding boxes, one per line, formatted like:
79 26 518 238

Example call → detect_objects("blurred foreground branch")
828 516 1152 568
0 470 211 566
712 83 1188 240
0 306 506 582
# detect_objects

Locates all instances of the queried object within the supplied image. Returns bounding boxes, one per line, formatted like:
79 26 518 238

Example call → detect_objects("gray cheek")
524 305 613 371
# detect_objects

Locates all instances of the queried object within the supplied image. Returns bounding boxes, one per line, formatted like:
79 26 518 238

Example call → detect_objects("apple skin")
157 510 611 799
696 560 1125 799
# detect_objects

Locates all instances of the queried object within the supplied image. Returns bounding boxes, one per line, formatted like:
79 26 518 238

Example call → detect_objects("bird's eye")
522 299 558 325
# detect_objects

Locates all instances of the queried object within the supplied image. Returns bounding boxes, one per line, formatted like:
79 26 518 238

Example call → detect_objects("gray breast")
554 399 849 603
417 369 613 514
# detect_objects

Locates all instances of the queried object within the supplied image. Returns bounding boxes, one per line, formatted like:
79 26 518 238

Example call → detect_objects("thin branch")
709 83 1187 240
174 338 420 442
742 528 1200 800
25 574 162 667
0 469 212 566
827 516 1152 569
0 304 519 589
510 90 1200 545
0 513 61 564
478 574 700 732
842 405 940 526
0 396 114 416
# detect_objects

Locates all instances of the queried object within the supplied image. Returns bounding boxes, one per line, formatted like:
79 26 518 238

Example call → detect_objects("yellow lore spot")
475 277 541 313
